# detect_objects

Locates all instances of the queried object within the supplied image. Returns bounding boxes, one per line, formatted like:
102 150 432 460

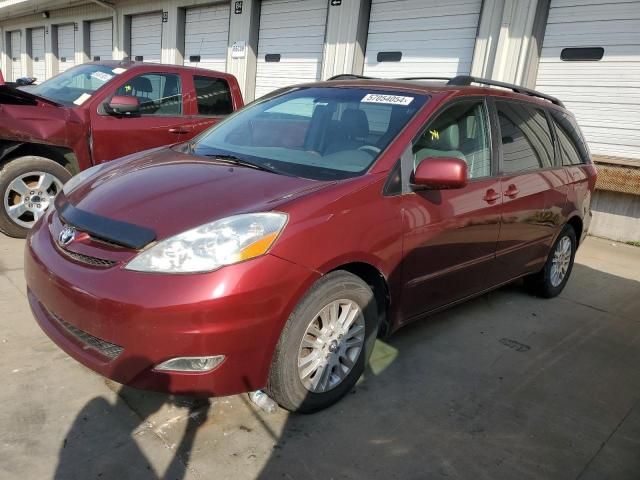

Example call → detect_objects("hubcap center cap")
328 340 339 353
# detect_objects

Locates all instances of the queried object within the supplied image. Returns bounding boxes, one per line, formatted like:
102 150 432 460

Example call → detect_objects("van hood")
63 147 333 243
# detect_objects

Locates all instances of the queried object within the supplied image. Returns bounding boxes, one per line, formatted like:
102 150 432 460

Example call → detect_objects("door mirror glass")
411 157 468 190
106 95 140 115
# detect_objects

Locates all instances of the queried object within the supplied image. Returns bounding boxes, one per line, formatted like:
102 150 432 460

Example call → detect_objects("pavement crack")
575 396 640 480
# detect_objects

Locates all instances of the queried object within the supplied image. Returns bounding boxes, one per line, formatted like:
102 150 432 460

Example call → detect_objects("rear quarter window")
549 110 590 165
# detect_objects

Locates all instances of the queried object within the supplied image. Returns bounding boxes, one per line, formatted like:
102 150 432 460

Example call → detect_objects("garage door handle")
505 184 520 198
483 189 501 203
168 127 190 134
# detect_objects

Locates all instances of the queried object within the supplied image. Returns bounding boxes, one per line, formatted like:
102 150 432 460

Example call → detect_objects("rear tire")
266 271 378 413
0 156 71 238
524 224 577 298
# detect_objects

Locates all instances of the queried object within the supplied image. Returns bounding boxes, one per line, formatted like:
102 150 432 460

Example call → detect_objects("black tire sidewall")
267 271 378 413
0 156 71 238
541 225 577 298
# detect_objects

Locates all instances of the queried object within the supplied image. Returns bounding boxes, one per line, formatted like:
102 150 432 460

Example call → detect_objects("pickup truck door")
89 69 191 163
179 73 237 138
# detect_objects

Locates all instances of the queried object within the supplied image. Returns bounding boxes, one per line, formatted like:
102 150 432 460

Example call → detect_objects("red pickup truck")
0 61 243 237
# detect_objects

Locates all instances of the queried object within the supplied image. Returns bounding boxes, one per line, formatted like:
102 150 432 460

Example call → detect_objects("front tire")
267 271 378 413
0 156 71 238
524 224 577 298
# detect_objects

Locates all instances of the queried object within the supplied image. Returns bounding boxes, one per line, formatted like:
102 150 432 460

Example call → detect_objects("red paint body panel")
0 62 243 170
24 80 597 396
25 211 320 396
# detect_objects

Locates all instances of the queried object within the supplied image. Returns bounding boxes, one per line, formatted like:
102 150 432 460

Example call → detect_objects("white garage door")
254 0 328 98
536 0 640 159
57 24 76 74
363 0 482 78
90 19 113 61
10 30 22 81
31 28 46 82
184 4 230 71
131 12 162 63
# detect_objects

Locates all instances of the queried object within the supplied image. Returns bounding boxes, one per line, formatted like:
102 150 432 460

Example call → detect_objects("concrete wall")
590 191 640 243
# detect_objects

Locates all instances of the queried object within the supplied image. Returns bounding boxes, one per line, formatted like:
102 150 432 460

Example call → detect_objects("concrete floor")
0 235 639 479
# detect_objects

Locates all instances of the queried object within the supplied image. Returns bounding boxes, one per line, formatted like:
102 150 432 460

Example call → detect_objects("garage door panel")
254 0 327 98
546 2 640 23
90 19 113 61
10 31 22 81
260 0 327 15
31 28 46 82
536 0 640 159
131 13 162 63
363 0 482 78
184 4 229 72
57 24 76 73
368 16 479 34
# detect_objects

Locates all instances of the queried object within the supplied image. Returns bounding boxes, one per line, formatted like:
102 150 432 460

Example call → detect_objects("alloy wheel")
297 299 366 393
3 171 63 229
550 236 572 287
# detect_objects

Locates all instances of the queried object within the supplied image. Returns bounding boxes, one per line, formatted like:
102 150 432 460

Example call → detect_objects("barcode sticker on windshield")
73 93 92 106
91 71 113 83
362 94 414 106
112 67 126 75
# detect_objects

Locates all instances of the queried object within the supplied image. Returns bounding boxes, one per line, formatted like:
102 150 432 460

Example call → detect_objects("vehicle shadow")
253 263 640 479
54 356 210 480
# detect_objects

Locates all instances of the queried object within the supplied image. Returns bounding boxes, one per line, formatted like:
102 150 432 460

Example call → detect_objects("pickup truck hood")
65 147 333 242
0 84 84 145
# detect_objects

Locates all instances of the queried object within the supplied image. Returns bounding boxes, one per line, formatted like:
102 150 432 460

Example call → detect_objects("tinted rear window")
194 76 233 115
497 101 554 173
549 110 590 165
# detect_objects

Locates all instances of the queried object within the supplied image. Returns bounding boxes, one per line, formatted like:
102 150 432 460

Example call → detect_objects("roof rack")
327 74 374 80
327 73 563 108
447 75 564 107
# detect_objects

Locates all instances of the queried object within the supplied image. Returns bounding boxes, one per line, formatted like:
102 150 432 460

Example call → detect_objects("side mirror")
105 95 140 115
411 157 468 190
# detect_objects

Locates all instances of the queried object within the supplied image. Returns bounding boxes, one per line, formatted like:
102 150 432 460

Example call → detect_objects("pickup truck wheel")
266 271 378 413
0 156 71 238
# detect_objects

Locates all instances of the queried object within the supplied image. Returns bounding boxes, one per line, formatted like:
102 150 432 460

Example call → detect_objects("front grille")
51 312 124 360
56 245 117 267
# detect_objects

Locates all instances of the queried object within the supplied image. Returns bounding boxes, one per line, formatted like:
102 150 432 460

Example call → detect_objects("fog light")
154 355 225 372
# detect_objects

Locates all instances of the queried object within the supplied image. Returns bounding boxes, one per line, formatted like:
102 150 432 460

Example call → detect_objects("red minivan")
0 61 243 237
25 76 596 412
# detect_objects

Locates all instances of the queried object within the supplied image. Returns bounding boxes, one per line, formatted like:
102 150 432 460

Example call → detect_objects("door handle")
168 127 190 134
504 184 520 198
483 188 501 203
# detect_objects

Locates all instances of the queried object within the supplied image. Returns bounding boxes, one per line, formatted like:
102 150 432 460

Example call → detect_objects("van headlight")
125 212 288 273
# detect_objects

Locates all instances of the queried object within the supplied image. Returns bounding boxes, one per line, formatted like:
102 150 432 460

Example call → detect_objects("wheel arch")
329 261 391 337
0 142 79 175
567 215 583 246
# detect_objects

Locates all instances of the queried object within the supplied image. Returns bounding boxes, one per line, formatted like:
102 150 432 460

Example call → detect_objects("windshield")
192 87 428 181
30 64 125 106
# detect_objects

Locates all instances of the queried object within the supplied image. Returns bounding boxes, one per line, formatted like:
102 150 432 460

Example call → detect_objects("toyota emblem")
58 225 76 247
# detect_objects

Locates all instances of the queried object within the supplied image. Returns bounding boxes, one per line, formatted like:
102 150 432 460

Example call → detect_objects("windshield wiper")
201 153 281 175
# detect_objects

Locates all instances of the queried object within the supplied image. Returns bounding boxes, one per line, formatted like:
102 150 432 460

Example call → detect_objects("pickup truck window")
29 64 123 106
115 73 182 116
194 76 233 116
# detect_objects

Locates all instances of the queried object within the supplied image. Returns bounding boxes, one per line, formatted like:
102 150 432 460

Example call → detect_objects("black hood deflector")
58 200 156 250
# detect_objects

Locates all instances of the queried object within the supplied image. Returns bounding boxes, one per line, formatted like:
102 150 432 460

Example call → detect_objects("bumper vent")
51 312 124 360
56 245 117 268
